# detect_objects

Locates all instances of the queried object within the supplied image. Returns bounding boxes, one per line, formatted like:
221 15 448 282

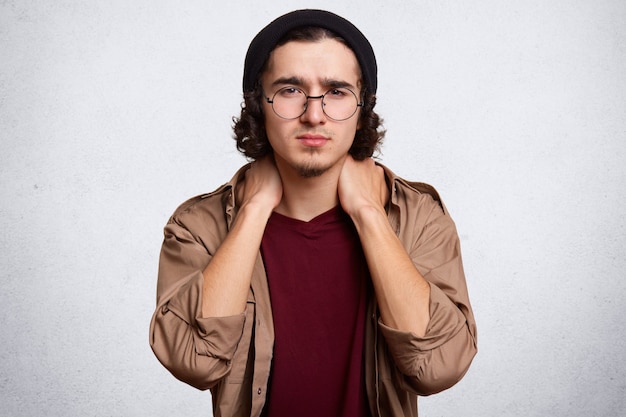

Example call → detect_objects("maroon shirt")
260 206 370 417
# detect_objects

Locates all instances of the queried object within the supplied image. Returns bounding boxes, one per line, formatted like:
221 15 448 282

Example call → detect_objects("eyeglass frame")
263 86 364 121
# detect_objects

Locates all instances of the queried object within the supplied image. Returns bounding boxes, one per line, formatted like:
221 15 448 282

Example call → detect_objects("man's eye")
279 87 301 97
327 88 348 99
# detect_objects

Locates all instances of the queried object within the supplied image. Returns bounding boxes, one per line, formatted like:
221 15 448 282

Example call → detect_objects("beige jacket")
150 163 477 416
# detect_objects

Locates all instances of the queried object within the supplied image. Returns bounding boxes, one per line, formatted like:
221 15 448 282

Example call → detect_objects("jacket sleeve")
380 194 477 396
149 212 246 390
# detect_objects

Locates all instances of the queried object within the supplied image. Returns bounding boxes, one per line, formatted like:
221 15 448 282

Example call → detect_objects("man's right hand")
239 156 283 215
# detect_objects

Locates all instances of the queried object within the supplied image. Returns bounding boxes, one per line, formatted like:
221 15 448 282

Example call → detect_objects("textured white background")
1 0 625 416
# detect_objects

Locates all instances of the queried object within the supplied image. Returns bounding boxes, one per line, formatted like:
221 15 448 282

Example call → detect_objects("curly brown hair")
233 27 385 161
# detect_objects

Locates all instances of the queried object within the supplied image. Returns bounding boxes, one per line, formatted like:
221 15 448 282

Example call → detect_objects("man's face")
260 38 362 178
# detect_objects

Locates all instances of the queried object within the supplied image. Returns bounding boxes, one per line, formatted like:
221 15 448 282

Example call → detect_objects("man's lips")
297 134 330 147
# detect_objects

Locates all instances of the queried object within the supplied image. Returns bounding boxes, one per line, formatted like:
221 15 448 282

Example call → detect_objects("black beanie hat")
242 9 377 94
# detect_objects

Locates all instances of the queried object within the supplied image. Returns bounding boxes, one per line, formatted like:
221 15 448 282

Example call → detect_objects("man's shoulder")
380 163 444 210
171 185 231 218
398 178 442 205
168 164 249 223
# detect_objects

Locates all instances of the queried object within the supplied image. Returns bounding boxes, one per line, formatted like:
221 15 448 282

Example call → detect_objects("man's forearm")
201 201 273 317
351 205 431 336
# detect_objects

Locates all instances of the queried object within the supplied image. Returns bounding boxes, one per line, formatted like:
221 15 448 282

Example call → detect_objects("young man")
150 9 477 417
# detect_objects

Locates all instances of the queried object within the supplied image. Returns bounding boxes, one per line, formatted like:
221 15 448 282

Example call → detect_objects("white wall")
1 0 624 415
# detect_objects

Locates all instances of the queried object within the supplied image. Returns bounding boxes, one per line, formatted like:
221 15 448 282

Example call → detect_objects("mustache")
292 128 333 138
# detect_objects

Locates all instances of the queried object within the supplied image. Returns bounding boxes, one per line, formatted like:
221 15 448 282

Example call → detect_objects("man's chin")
295 165 328 178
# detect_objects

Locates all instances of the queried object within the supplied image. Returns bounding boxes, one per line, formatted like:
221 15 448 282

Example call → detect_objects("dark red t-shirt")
260 206 370 417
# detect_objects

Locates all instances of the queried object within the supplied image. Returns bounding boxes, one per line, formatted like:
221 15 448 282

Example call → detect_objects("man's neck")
274 166 341 222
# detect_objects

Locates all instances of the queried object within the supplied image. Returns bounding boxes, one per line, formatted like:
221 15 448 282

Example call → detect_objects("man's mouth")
297 134 330 147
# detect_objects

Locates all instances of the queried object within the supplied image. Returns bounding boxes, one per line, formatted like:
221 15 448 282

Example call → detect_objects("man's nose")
300 95 327 123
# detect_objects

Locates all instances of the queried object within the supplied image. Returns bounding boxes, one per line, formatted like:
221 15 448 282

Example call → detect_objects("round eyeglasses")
264 86 363 121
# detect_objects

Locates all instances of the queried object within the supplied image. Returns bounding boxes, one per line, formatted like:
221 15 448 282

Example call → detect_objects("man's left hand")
338 156 389 218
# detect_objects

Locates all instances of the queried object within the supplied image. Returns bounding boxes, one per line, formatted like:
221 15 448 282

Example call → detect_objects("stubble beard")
296 165 327 178
294 148 329 178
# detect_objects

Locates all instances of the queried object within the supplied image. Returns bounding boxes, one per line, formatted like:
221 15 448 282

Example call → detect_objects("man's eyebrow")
271 76 305 87
321 78 357 90
270 76 358 90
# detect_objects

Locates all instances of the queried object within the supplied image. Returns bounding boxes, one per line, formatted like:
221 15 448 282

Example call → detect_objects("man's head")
242 9 377 96
233 9 384 162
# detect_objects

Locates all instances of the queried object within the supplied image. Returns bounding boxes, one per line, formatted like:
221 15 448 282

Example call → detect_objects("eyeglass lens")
271 87 359 121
